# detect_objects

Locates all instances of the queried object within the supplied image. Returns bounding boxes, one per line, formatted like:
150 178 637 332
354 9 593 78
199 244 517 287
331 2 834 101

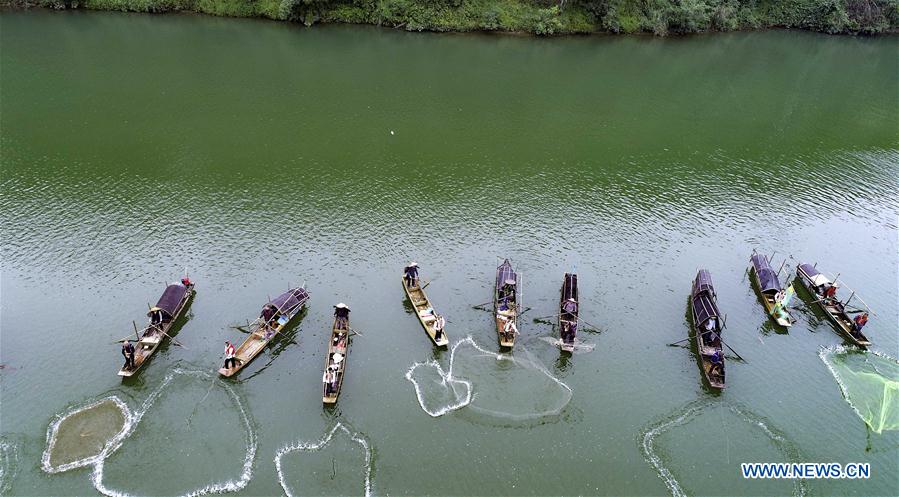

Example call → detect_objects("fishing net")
405 336 572 422
820 346 899 434
42 397 128 472
275 423 372 497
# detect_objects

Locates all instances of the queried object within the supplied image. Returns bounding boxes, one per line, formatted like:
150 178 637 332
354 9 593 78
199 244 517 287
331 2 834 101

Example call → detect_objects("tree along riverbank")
3 0 897 36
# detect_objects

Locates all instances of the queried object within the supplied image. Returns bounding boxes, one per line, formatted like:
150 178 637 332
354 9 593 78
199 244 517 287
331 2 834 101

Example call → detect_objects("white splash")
0 439 19 495
405 336 572 421
274 422 372 497
536 336 596 354
41 396 131 474
41 368 256 497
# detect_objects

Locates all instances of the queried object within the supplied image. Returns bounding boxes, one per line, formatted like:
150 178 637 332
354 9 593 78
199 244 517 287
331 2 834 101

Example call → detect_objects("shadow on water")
228 306 309 382
554 352 571 373
120 292 196 385
401 295 415 314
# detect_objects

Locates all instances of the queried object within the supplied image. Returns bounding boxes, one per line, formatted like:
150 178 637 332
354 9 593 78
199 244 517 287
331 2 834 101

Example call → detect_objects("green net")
820 346 899 434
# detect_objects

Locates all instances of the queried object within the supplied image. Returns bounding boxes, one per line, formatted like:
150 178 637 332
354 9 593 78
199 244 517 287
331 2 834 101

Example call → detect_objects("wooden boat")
118 279 195 377
493 259 520 348
558 272 579 352
401 273 449 347
219 286 310 377
749 251 795 327
690 270 725 390
322 310 350 404
796 263 871 346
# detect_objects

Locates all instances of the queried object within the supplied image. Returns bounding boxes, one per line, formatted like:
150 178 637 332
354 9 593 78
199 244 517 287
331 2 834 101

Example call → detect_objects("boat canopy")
692 269 715 298
562 273 578 302
692 293 721 330
751 254 782 294
799 263 831 287
269 287 310 313
149 283 189 319
496 260 517 290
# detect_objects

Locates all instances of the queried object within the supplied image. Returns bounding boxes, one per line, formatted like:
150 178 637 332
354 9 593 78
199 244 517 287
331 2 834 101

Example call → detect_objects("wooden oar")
721 339 745 362
349 326 365 337
576 316 604 333
668 336 692 346
151 325 188 349
472 300 493 309
531 314 556 321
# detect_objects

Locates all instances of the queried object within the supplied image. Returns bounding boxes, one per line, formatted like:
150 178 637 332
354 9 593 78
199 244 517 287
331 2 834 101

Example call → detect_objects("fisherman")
260 303 277 326
122 340 136 370
562 298 577 317
702 317 716 342
334 333 346 350
223 340 238 370
149 308 164 326
823 284 838 302
334 303 350 330
404 262 419 288
853 312 869 333
568 320 578 342
181 276 192 286
503 316 518 339
433 314 445 341
500 279 516 302
709 349 724 377
324 369 334 395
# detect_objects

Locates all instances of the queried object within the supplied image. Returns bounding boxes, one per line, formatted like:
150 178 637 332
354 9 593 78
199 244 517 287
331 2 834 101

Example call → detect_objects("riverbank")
3 0 897 35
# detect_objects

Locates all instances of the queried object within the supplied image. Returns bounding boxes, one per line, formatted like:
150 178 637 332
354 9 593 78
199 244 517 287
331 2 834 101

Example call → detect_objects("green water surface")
1 10 898 496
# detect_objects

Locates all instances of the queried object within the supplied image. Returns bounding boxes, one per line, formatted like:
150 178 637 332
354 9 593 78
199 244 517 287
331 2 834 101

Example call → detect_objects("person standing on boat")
223 341 238 370
853 313 869 333
121 340 135 370
404 262 419 288
503 316 518 339
324 368 334 395
149 308 163 327
260 304 277 325
823 284 838 302
433 314 445 341
334 303 350 330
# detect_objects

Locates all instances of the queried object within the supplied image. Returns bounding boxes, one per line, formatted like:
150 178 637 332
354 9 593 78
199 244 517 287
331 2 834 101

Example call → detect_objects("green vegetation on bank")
5 0 898 35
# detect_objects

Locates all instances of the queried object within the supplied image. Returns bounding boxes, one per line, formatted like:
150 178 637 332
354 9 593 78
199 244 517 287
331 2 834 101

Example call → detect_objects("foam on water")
536 336 596 354
819 345 899 434
274 422 372 497
41 368 256 497
0 440 19 495
640 399 806 497
41 396 131 474
405 336 572 421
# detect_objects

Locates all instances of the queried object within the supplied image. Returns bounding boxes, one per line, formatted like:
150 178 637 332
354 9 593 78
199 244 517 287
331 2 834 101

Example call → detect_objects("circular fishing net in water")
820 346 899 434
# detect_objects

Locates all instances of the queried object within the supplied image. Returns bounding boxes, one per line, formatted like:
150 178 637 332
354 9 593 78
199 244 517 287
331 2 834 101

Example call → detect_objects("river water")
1 10 897 496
